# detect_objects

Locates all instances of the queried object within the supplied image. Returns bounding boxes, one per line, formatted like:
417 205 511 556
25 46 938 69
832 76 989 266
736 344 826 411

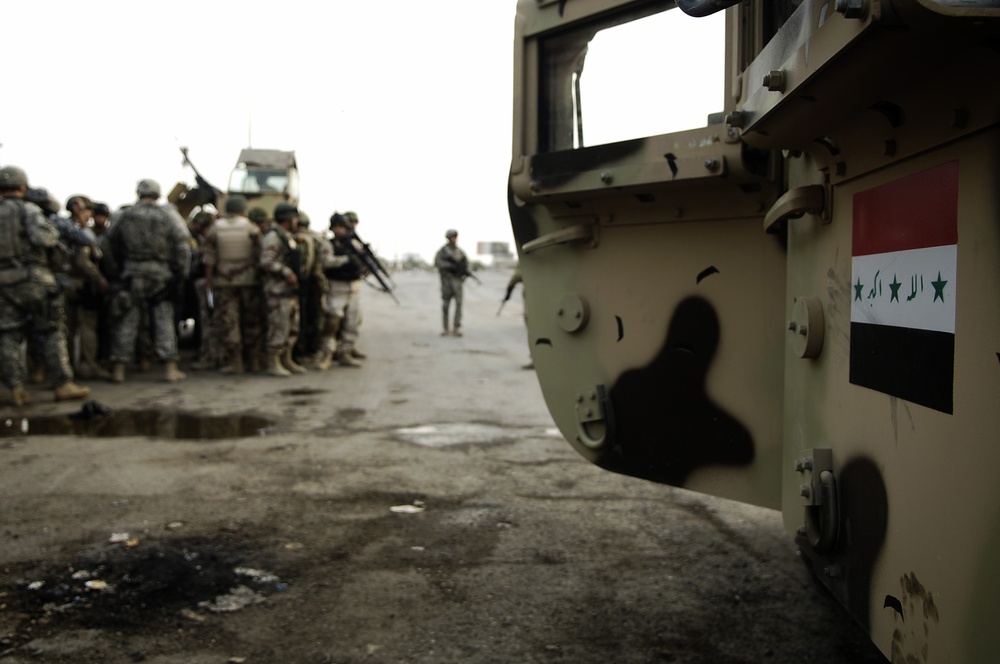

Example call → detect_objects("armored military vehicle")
225 148 300 215
169 147 299 220
508 1 999 661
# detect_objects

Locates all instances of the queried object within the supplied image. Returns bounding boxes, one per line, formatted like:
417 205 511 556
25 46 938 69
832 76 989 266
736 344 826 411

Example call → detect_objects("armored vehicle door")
511 0 1000 661
510 0 786 507
736 1 1000 661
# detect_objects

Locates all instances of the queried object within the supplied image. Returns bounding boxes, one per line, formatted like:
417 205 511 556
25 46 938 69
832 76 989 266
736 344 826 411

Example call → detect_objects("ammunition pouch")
110 289 133 319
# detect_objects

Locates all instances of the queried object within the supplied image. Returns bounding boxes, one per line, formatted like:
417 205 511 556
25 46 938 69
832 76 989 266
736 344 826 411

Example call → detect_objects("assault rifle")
458 262 482 286
341 238 399 305
497 283 516 316
348 228 395 290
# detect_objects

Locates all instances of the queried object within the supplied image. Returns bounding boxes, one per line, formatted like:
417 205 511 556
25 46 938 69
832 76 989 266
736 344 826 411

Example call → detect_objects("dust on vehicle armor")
508 1 1000 662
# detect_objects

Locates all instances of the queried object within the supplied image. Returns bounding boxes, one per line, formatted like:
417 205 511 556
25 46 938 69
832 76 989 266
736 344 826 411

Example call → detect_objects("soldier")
63 195 111 380
188 211 218 371
321 213 365 368
90 202 114 369
0 165 89 405
248 206 271 234
203 195 262 375
434 229 468 337
105 179 192 383
259 202 305 377
294 213 328 365
503 266 533 370
91 202 111 237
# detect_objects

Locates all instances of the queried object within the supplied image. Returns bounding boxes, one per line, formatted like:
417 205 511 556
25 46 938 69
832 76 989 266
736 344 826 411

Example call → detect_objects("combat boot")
281 349 307 374
54 381 90 402
452 327 463 337
190 356 215 371
164 362 186 383
350 347 367 359
220 355 245 375
9 386 28 406
336 348 363 368
314 349 333 371
110 363 126 384
267 352 291 377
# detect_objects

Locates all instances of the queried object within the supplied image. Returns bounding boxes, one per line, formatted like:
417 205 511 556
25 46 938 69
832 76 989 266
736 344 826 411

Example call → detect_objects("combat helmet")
192 211 215 229
445 229 458 239
225 194 248 214
66 195 94 213
247 207 269 224
329 212 348 228
136 178 161 199
273 203 299 223
0 165 29 189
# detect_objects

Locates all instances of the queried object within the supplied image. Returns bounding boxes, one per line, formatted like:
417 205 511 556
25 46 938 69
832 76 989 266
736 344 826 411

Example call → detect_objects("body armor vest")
0 199 28 265
215 217 256 264
325 238 362 281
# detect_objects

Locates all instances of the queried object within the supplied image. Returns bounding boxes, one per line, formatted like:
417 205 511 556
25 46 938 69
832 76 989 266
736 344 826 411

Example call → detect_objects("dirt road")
0 269 886 663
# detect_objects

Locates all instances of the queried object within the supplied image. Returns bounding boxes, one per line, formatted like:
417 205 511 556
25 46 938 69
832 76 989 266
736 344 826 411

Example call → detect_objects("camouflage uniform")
0 166 89 405
105 180 191 382
203 200 262 374
321 214 363 367
434 230 468 336
188 212 216 370
259 204 304 376
294 220 328 363
62 196 110 380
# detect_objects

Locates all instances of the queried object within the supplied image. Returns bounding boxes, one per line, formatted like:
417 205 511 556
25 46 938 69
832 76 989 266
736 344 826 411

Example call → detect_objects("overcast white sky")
1 1 723 263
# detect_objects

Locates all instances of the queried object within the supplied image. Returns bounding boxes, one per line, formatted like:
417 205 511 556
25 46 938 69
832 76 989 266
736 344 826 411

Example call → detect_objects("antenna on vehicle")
247 97 253 148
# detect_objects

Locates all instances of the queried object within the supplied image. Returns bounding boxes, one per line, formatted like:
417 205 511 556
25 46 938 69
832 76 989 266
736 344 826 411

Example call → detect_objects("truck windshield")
228 167 289 194
539 8 724 152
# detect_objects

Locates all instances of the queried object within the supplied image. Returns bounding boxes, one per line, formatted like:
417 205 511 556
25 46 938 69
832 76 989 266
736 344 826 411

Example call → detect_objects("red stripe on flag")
852 161 959 257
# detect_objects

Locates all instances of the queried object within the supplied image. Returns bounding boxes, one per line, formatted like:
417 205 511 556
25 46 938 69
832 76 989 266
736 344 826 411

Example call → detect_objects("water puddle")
392 423 558 448
1 409 273 440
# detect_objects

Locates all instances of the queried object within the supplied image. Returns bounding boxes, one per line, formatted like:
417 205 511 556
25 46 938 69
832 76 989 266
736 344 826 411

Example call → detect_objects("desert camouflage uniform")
0 197 75 389
105 202 191 365
259 223 300 355
203 212 262 370
321 224 364 364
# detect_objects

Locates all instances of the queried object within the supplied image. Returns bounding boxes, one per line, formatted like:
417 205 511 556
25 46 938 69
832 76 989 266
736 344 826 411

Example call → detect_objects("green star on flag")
932 271 948 302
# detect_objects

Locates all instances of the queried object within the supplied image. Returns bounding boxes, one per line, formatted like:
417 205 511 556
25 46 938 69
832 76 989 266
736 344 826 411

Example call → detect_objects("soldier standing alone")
105 179 192 383
0 166 89 405
434 229 468 337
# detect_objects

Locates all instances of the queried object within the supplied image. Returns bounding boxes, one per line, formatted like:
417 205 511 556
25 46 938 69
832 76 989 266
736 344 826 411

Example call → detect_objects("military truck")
508 1 999 661
169 147 299 220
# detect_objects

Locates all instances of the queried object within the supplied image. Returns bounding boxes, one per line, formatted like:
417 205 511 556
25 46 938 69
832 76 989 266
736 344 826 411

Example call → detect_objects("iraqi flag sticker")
850 161 958 414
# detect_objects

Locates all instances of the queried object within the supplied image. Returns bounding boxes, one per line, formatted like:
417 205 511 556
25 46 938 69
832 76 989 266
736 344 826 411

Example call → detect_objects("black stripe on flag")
849 322 954 414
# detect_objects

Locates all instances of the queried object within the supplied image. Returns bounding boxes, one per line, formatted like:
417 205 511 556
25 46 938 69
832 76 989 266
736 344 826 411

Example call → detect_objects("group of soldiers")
0 164 370 407
192 196 369 378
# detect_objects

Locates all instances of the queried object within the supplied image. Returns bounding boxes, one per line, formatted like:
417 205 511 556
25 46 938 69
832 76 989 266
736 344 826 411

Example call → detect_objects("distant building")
477 241 516 268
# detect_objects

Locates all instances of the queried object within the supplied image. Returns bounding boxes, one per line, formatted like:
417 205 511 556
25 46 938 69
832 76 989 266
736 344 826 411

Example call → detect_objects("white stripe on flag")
850 244 956 333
